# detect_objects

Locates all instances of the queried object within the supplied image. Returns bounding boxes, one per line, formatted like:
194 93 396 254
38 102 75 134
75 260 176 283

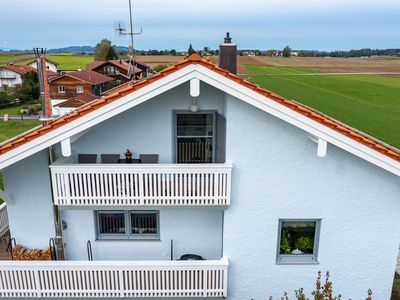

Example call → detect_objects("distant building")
0 65 36 89
27 58 59 73
291 51 299 57
49 70 113 116
52 93 98 116
88 59 151 83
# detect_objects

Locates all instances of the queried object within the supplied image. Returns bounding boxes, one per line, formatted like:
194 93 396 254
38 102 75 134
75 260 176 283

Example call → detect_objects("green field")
0 52 94 70
244 65 400 149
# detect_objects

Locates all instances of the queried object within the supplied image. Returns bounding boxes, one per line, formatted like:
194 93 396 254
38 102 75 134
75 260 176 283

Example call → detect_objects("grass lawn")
47 53 93 70
0 103 35 115
244 65 400 149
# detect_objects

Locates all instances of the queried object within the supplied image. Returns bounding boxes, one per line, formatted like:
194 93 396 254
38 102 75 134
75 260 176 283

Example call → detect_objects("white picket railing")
50 163 233 206
0 258 229 298
0 202 9 237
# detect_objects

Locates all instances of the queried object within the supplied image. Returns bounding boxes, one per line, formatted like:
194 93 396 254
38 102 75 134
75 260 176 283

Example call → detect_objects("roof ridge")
0 53 399 164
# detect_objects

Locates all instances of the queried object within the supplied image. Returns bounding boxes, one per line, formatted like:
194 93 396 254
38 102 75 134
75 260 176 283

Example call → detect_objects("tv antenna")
114 0 142 78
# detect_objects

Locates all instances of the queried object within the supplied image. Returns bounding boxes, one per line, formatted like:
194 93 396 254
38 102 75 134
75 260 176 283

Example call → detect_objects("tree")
170 49 177 56
282 45 291 57
188 44 196 56
94 39 119 61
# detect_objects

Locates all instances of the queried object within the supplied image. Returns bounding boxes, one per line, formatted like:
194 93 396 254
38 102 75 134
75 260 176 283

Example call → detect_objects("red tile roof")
88 60 142 74
49 70 113 85
54 93 98 107
1 54 399 163
2 65 36 75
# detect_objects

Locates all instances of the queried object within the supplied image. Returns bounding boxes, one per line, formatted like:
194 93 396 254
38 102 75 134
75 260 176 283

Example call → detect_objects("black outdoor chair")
101 154 120 164
139 154 159 163
78 154 97 163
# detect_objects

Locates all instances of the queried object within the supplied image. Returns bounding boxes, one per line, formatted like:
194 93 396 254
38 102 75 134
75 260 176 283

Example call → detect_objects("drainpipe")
34 48 65 260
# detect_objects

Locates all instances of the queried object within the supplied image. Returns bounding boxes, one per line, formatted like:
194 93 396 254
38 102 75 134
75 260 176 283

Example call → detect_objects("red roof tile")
2 65 36 75
1 54 399 164
50 70 113 85
88 60 142 74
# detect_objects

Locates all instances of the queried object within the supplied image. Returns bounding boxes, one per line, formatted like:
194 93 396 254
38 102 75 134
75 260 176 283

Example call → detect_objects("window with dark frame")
277 219 320 264
96 211 159 240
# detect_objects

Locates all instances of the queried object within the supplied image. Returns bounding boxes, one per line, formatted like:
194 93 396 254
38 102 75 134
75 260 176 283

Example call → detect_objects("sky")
0 0 399 51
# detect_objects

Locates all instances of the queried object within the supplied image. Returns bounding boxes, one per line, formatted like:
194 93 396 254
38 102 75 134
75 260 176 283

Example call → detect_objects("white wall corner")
0 189 14 205
317 138 328 157
190 78 200 97
61 138 71 157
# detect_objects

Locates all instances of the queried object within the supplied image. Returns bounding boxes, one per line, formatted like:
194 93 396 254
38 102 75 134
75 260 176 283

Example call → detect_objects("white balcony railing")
0 258 228 298
50 163 232 206
0 202 9 237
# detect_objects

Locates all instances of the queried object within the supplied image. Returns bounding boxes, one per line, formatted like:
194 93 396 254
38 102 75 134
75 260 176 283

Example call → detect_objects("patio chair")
101 154 120 164
78 154 97 163
139 154 159 163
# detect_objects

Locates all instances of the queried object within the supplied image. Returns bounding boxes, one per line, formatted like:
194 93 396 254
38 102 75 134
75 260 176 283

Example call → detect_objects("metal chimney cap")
224 32 232 44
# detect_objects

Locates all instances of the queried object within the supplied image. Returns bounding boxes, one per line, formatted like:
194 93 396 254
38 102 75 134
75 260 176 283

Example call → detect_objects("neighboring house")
0 37 400 300
27 58 59 73
51 93 98 116
49 70 113 116
0 65 36 89
88 59 151 83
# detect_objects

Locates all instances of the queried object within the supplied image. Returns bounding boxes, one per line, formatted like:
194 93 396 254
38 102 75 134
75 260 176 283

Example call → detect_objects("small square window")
58 85 65 93
97 211 126 235
76 85 84 93
277 219 321 264
131 211 159 239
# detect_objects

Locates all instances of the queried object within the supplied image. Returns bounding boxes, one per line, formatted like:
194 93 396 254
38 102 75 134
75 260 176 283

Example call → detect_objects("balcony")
0 258 228 298
50 162 233 207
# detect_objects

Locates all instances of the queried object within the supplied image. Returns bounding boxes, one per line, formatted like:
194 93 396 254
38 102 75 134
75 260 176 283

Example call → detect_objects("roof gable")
49 70 113 85
0 54 399 176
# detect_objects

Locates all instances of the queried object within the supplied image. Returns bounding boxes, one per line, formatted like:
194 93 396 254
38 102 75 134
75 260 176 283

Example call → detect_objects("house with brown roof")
49 70 113 115
0 35 400 299
0 65 36 89
88 59 151 83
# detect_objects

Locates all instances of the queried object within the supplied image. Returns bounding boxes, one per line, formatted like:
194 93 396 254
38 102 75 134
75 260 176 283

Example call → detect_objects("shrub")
152 64 169 73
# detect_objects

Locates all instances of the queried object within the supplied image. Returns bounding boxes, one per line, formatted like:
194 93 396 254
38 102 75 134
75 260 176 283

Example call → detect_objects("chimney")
34 48 52 124
218 32 237 74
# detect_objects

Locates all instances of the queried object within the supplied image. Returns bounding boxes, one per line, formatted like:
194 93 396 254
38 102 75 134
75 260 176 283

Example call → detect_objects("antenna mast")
115 0 142 78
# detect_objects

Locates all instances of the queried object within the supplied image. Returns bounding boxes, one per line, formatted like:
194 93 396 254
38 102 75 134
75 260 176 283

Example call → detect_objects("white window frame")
58 85 66 93
76 85 84 93
96 210 160 240
276 219 321 264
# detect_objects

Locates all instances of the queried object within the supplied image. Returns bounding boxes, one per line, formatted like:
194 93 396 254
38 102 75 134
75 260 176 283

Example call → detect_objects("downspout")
34 48 65 260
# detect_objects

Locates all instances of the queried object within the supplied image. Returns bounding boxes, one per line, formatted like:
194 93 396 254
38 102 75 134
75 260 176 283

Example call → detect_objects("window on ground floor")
277 219 321 264
96 210 159 240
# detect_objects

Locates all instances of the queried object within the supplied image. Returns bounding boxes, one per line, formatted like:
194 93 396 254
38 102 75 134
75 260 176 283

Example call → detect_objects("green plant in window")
295 236 314 252
280 229 292 254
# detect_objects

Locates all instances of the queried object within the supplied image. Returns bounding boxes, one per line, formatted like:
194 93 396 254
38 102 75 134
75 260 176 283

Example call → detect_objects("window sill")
95 237 161 242
276 259 319 265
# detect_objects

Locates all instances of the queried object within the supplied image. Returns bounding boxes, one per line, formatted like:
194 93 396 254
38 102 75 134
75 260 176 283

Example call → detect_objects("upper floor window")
58 85 66 93
104 65 116 75
96 210 159 240
76 85 84 93
277 219 321 264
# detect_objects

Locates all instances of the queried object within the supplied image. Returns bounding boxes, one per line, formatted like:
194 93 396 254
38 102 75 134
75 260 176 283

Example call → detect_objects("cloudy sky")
1 0 399 51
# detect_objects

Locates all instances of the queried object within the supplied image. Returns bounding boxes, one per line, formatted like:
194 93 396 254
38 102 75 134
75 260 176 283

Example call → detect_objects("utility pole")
34 48 65 261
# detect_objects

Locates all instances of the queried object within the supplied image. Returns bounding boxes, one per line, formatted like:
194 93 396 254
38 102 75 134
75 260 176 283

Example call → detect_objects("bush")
152 64 169 73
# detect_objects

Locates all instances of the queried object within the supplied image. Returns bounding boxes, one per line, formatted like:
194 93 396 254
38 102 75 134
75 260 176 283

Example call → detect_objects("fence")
0 258 229 298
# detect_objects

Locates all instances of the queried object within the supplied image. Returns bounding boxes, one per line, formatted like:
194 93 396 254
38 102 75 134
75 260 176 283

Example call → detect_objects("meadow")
242 64 400 149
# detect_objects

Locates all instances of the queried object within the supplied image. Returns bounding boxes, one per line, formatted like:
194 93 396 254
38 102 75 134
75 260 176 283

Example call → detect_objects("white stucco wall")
61 208 223 261
0 69 22 88
3 150 55 249
29 61 57 73
69 81 225 162
223 94 400 300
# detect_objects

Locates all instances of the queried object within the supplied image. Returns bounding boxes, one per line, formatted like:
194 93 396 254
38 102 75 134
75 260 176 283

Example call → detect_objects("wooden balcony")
50 162 233 207
0 258 228 298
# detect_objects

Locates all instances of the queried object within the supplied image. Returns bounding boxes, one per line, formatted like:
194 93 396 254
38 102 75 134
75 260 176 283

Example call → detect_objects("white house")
0 38 400 299
28 58 59 73
0 65 36 89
